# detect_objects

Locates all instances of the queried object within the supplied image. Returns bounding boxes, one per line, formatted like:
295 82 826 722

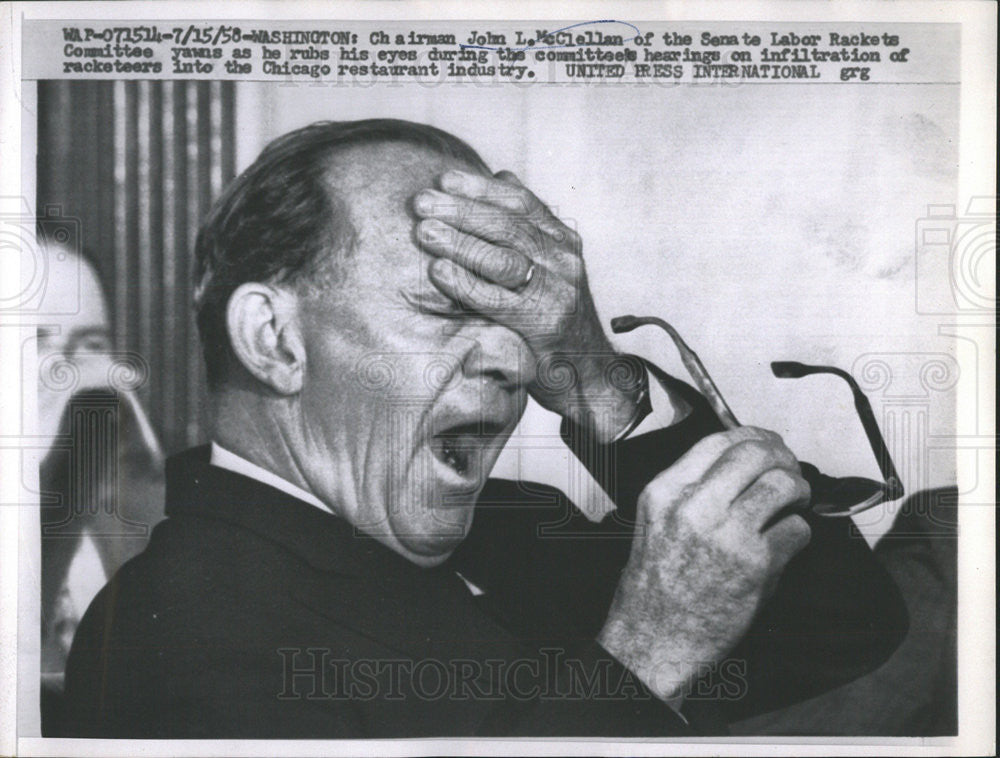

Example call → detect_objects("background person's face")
294 144 531 565
36 247 115 440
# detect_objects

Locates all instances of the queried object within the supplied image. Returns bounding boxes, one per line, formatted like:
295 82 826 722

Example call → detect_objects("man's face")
36 248 115 439
293 144 530 565
37 247 113 362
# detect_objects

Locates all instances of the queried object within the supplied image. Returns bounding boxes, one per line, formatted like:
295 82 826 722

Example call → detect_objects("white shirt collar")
208 442 486 596
209 442 333 515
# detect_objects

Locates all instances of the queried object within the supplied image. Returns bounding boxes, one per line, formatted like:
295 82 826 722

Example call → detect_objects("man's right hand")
597 426 812 704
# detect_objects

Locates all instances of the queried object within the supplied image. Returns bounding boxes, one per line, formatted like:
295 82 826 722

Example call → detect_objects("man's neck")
211 384 322 507
209 442 331 514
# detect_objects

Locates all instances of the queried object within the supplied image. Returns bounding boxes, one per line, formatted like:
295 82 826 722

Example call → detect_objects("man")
62 119 906 737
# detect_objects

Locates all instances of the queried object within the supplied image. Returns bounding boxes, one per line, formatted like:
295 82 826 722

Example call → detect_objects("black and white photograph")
1 2 995 755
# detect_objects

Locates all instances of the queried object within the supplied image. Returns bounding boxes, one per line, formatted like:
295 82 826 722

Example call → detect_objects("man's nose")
459 324 533 392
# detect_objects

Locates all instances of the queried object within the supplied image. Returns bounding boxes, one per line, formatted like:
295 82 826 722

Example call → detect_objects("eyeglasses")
611 314 904 518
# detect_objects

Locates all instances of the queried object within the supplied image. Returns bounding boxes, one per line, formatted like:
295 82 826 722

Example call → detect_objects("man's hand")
598 426 813 704
414 168 644 442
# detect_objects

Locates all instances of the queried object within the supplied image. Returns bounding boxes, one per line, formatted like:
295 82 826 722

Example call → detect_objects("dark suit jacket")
62 376 907 738
730 486 957 736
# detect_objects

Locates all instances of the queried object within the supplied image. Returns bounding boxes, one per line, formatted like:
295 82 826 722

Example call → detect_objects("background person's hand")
414 168 645 442
598 426 813 704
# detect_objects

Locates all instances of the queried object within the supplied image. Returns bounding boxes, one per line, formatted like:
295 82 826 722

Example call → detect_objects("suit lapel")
166 446 524 663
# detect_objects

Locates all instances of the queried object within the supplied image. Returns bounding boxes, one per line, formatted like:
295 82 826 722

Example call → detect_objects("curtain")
37 80 236 454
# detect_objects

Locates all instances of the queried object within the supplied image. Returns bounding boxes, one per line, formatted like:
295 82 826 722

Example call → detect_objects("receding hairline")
320 139 490 199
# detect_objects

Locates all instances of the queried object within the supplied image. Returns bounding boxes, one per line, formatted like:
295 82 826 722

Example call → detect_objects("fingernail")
420 219 443 241
415 192 434 214
430 258 452 280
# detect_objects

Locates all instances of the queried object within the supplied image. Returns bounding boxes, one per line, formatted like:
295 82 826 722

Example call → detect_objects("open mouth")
429 420 508 482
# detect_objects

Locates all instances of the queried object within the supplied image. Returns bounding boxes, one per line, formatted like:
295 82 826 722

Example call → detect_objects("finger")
418 219 534 290
692 436 800 520
762 511 812 564
732 467 811 530
756 514 811 600
428 257 537 322
439 168 546 217
490 170 578 243
437 170 579 250
414 189 543 253
642 427 777 504
493 169 524 186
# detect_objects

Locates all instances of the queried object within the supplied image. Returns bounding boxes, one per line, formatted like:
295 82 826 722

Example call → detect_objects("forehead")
39 245 110 332
332 141 480 203
330 142 483 268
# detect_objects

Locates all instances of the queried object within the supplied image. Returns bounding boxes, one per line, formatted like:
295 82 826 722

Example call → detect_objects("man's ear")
226 283 305 395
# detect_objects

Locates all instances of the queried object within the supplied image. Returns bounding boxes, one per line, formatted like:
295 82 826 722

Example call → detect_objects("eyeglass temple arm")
771 361 903 496
611 315 741 430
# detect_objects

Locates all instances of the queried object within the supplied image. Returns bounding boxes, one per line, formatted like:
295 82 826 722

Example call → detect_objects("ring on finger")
513 260 536 292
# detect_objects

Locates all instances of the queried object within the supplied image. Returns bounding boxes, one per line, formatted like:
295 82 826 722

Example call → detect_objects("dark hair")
193 118 490 388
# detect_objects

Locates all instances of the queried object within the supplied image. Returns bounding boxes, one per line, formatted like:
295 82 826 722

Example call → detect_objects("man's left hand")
414 168 644 443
